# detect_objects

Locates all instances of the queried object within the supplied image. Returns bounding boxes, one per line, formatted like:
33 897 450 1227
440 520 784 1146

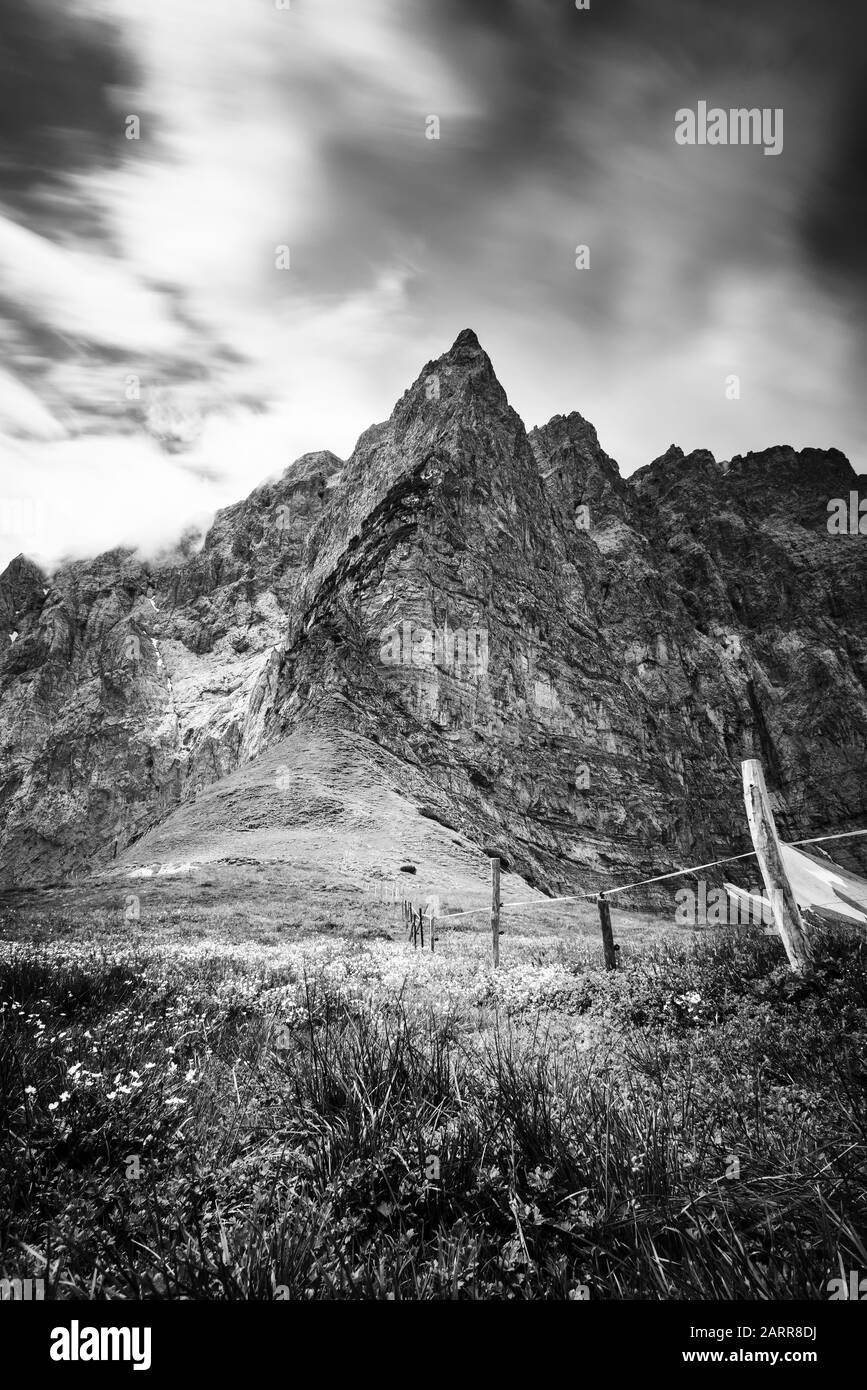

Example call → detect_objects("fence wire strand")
438 827 867 923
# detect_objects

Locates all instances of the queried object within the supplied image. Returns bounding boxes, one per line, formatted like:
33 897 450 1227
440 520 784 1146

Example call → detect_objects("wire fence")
436 827 867 924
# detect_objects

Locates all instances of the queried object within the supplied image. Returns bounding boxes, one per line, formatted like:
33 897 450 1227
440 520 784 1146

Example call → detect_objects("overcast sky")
1 0 865 573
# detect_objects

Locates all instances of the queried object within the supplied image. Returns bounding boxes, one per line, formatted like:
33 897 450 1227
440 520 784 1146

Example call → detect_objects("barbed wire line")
437 826 867 923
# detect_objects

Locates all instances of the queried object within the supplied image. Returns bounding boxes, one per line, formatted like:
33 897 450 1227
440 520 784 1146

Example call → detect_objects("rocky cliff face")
0 451 342 882
1 331 865 892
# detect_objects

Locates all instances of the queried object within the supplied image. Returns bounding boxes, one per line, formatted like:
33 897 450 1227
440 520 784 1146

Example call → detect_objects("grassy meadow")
0 887 865 1300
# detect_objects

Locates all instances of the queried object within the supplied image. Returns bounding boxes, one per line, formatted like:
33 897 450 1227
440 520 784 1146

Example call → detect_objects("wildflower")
24 1085 36 1097
48 1101 59 1111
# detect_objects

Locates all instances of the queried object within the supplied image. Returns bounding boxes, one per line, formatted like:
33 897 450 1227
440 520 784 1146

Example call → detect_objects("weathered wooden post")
742 757 813 973
419 908 425 951
597 893 617 969
490 857 501 967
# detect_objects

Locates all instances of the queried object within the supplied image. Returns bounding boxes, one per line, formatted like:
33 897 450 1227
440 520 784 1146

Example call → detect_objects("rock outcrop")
0 451 342 882
1 331 865 893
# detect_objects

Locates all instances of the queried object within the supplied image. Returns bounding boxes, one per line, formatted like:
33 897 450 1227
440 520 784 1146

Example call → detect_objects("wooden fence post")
419 908 425 951
490 857 501 967
597 893 617 969
742 757 813 973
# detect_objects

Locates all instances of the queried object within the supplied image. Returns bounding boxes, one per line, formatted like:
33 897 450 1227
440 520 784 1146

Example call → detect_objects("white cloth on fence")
725 843 867 929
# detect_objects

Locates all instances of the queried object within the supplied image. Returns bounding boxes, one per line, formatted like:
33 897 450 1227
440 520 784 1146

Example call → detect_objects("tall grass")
1 930 865 1298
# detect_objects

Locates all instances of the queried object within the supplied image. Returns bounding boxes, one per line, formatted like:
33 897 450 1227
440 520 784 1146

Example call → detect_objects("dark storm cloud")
800 68 867 298
413 5 860 223
408 0 867 286
0 0 140 220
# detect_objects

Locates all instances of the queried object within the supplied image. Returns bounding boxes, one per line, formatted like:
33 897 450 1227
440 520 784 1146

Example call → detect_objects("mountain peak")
449 327 482 352
439 327 494 377
386 328 509 435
